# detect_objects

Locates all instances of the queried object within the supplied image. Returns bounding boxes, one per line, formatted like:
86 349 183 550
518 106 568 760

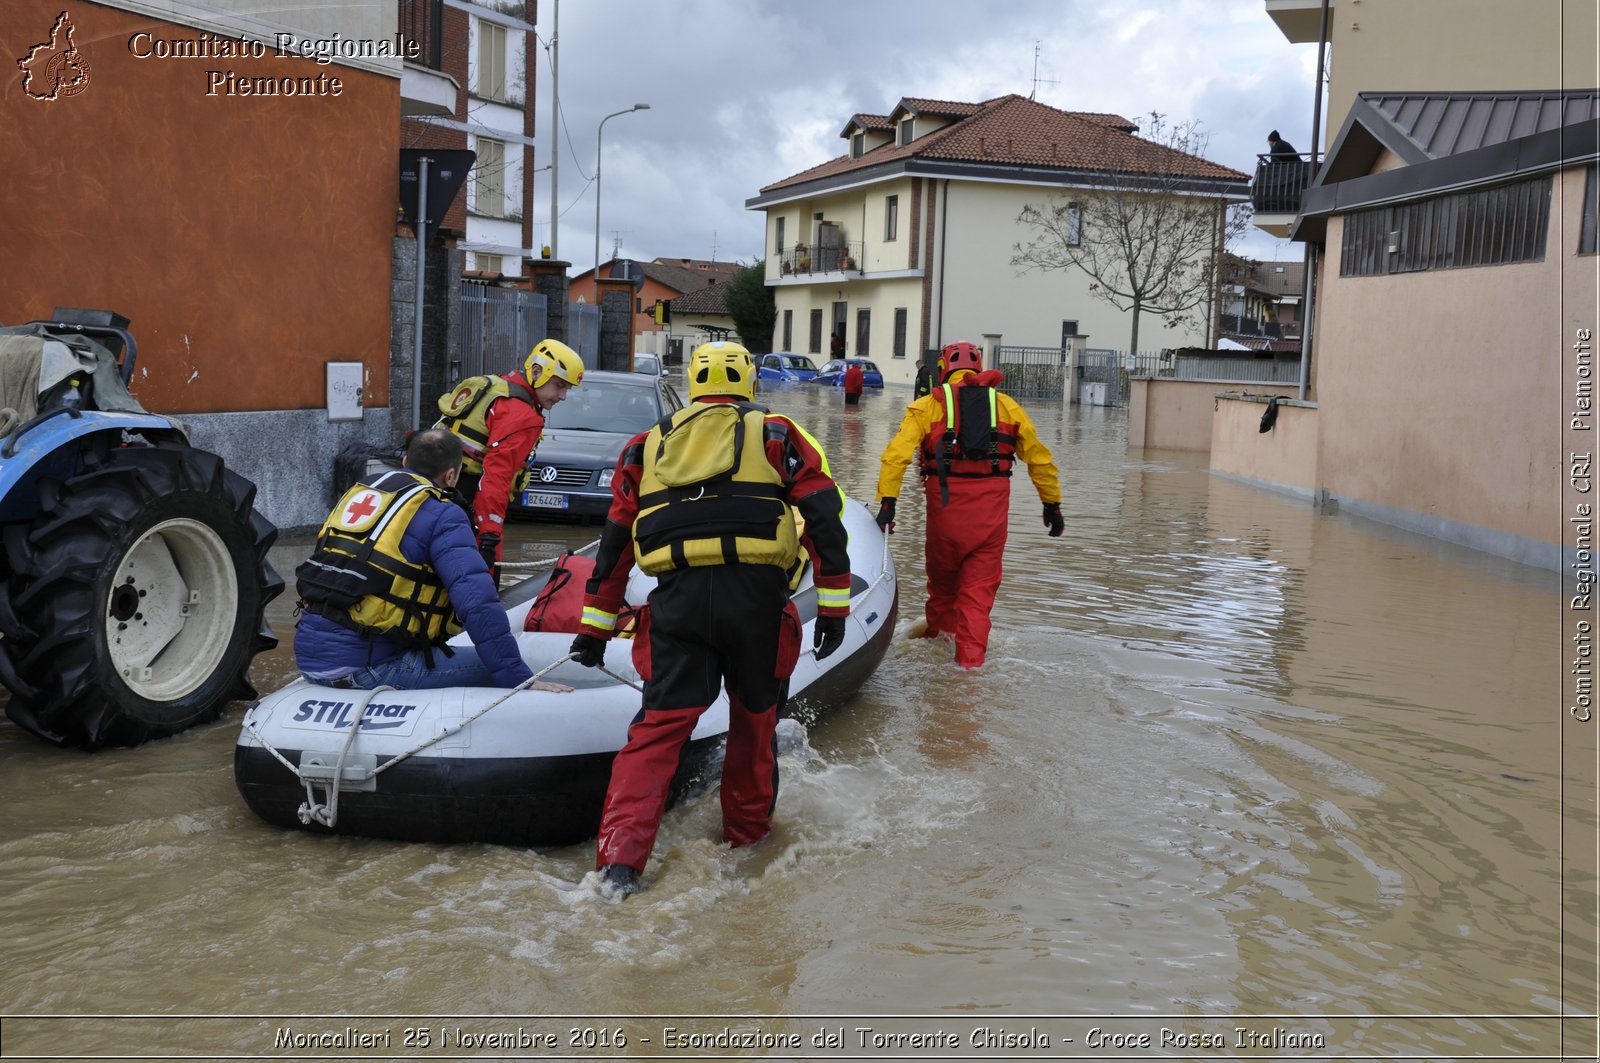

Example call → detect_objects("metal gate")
458 283 547 379
992 346 1066 400
567 303 599 365
1080 349 1129 406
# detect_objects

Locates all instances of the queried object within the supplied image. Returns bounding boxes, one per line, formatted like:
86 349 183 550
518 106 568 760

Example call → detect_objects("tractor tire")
0 442 283 748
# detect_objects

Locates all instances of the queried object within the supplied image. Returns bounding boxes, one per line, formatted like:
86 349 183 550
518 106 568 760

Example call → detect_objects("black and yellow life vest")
632 402 798 575
295 470 462 648
434 374 539 475
919 383 1018 478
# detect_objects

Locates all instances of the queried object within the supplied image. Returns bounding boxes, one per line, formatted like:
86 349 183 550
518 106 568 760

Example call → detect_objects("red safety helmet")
940 342 983 381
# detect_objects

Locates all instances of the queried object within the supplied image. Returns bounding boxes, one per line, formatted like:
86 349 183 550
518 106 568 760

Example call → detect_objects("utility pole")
547 0 559 259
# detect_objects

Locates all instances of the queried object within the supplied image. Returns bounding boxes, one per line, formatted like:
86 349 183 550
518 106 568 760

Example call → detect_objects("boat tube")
233 499 896 848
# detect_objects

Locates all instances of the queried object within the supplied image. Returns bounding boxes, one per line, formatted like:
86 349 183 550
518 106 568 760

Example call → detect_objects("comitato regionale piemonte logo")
18 11 90 101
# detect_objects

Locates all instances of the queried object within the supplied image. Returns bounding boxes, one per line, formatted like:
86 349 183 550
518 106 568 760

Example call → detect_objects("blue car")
756 352 820 383
813 358 884 388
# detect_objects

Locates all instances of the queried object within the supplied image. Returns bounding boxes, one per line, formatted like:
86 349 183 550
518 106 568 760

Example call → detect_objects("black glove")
813 615 846 661
875 497 897 534
1042 502 1064 538
478 531 501 569
569 633 606 668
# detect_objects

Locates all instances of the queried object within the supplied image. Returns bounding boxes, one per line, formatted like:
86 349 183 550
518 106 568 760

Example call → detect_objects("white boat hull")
234 500 897 847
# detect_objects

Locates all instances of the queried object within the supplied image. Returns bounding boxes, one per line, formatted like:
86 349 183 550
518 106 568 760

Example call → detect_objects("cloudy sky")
528 0 1322 275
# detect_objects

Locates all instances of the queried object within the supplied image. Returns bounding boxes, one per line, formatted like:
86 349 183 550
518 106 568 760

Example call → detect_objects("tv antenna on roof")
1030 41 1058 101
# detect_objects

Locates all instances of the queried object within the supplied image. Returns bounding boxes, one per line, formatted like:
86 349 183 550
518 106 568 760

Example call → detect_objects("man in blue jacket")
294 429 557 690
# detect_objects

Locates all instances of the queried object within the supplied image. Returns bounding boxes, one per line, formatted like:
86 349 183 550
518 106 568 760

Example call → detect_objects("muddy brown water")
0 383 1592 1060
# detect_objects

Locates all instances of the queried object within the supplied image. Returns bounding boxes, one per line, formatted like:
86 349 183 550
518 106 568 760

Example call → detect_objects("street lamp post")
592 103 650 305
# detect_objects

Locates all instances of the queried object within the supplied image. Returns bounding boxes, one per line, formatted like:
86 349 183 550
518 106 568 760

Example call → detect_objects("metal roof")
1364 89 1600 162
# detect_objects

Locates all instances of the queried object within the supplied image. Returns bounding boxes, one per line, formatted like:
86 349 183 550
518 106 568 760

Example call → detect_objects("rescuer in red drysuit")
875 341 1063 668
567 341 852 898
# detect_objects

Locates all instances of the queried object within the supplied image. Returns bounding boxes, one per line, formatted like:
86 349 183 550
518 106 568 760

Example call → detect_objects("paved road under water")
0 383 1593 1060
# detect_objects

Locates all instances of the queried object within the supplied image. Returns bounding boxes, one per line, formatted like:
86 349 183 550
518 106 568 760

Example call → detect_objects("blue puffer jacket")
294 493 533 687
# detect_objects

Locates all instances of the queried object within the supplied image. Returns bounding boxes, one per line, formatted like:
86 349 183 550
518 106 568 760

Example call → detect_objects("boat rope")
244 649 644 831
496 537 601 571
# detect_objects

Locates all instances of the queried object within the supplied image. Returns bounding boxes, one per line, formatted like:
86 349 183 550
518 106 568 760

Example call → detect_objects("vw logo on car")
539 465 559 483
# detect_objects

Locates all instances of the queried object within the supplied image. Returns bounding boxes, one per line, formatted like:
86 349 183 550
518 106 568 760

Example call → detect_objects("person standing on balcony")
1267 130 1299 159
873 341 1063 669
434 339 584 583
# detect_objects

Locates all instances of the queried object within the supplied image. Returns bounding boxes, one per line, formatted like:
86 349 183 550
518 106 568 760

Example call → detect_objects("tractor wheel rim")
105 516 240 701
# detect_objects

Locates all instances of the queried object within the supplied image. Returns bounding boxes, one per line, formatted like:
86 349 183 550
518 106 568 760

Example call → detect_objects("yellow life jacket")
632 402 798 575
296 470 462 647
434 374 538 475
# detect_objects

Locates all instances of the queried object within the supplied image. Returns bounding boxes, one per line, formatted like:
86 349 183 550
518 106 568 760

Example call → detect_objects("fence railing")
1251 153 1319 214
994 345 1306 407
399 0 444 70
778 241 864 277
458 283 546 380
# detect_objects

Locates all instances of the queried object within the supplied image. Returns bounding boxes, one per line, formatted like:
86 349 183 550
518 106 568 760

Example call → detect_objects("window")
852 132 865 158
1065 202 1082 246
898 117 913 146
775 216 786 254
1340 174 1552 277
475 252 502 273
782 309 793 351
885 195 898 242
1583 165 1598 254
809 309 823 354
892 308 907 359
477 20 506 102
856 308 871 359
474 137 505 218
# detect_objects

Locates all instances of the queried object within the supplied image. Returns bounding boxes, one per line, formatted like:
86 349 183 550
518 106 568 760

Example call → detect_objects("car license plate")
521 491 567 509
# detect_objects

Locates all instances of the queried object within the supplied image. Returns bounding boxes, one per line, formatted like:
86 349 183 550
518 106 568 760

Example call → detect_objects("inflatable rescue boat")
233 499 896 848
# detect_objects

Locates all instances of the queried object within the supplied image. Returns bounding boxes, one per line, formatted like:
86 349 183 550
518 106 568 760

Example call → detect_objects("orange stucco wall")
1 0 398 415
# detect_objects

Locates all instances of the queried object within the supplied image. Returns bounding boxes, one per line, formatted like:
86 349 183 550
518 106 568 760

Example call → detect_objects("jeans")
345 644 506 690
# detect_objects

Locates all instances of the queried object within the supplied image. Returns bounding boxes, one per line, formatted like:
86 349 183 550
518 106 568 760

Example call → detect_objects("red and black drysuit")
445 373 546 560
576 398 852 875
877 369 1061 668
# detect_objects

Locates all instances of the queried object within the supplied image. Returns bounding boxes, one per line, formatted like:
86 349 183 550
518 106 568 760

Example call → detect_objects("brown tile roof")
668 282 732 316
763 94 1247 195
634 258 742 294
841 113 894 135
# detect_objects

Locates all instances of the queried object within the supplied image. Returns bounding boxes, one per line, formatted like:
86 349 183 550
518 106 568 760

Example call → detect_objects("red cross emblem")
338 490 382 528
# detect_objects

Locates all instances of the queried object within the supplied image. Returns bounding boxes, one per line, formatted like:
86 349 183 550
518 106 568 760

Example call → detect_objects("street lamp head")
633 103 650 111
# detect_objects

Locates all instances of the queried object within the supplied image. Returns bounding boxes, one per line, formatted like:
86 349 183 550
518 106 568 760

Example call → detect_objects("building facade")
746 95 1249 385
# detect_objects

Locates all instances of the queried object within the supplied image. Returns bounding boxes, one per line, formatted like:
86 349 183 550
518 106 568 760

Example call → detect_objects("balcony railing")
778 240 865 277
1251 153 1318 215
1219 312 1282 339
399 0 444 70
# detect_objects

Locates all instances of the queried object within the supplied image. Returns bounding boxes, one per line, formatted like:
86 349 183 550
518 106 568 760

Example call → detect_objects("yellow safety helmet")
688 341 755 402
524 339 585 389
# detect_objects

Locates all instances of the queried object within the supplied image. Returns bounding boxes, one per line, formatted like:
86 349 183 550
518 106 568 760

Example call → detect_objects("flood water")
0 382 1593 1062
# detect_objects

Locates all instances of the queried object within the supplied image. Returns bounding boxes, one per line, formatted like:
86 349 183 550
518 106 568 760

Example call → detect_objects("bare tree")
1011 112 1250 355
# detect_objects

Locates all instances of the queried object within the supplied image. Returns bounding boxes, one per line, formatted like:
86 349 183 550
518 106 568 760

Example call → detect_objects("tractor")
0 309 282 749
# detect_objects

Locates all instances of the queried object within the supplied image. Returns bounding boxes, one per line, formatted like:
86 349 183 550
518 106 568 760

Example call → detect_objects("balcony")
1251 153 1318 238
399 0 456 116
778 240 864 278
1265 0 1337 44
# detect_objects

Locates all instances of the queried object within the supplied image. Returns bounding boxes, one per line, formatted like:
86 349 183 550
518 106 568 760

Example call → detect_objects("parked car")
508 370 682 521
632 352 667 376
813 358 884 388
756 352 820 383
